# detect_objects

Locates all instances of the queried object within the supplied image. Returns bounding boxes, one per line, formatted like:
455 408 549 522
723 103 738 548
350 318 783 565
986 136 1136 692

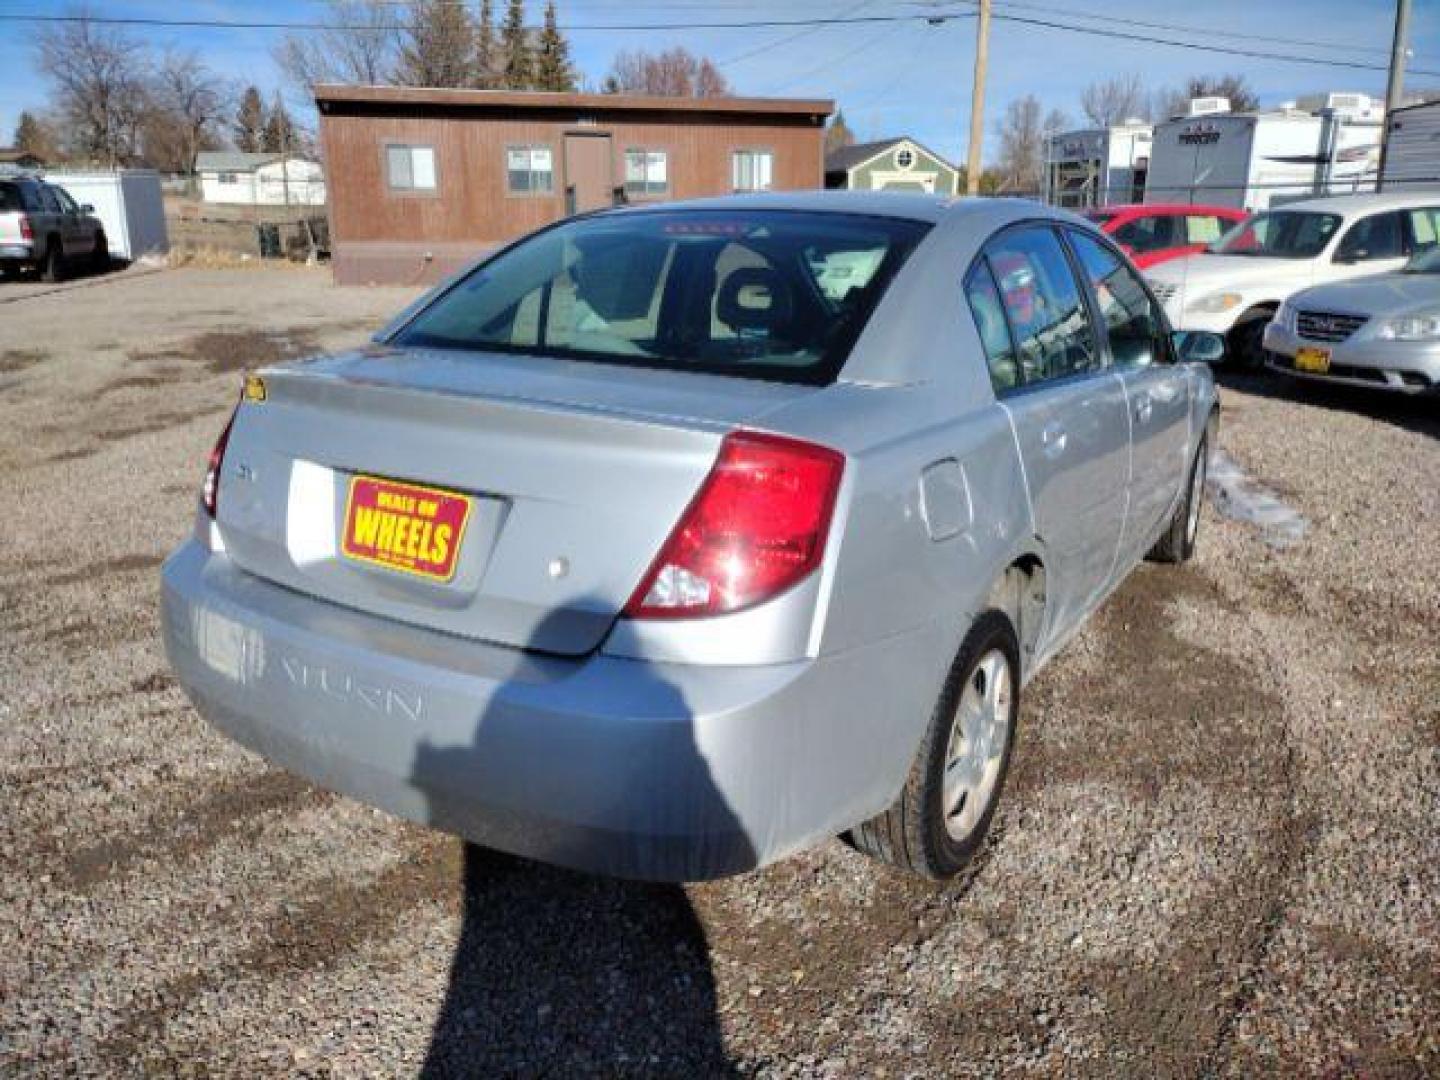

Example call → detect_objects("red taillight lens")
18 215 32 242
201 404 239 517
625 430 845 620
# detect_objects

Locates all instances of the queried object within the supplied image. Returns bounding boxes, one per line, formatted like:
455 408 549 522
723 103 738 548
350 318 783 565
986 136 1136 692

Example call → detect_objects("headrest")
716 267 792 335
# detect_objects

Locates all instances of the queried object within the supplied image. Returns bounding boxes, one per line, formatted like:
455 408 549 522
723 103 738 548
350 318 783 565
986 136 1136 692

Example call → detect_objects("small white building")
196 152 327 206
50 169 169 260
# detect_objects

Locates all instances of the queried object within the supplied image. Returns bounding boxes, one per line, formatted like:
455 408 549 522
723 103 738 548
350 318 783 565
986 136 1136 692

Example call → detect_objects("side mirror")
80 203 95 213
1174 330 1226 365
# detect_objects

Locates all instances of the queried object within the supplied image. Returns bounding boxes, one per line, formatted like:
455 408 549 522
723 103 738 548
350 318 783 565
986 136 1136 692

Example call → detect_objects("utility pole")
1378 0 1413 191
965 0 992 196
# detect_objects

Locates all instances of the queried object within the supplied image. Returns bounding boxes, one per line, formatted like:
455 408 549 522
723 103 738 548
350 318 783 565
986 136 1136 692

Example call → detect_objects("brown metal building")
315 85 833 285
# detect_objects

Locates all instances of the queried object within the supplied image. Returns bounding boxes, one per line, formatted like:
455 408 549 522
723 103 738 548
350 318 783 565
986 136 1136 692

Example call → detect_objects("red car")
1083 204 1249 269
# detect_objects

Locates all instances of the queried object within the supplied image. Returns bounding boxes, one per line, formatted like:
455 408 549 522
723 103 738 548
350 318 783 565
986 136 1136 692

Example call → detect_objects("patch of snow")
1206 449 1308 549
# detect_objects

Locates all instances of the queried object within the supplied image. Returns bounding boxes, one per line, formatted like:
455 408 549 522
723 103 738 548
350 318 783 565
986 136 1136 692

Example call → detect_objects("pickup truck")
0 176 109 282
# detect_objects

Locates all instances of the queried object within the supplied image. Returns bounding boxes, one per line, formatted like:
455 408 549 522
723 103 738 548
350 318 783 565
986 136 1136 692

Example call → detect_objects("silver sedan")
162 193 1219 882
1264 246 1440 394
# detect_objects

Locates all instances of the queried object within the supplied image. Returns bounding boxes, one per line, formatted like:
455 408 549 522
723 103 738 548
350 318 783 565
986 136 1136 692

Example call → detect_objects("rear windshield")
394 209 931 384
0 183 22 212
1209 211 1342 258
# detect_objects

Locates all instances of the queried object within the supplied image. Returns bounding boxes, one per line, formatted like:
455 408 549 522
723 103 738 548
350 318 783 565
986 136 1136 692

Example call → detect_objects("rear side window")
1335 212 1404 262
396 210 930 385
1184 214 1226 245
963 261 1020 393
983 226 1100 384
1404 207 1440 252
0 184 21 212
1068 231 1171 370
36 185 62 213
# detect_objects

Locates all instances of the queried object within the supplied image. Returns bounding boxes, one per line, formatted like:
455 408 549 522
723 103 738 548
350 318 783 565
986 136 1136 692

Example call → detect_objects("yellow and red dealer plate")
341 475 472 582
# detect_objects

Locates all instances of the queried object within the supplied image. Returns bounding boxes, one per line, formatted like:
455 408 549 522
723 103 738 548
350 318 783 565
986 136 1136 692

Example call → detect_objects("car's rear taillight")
625 430 845 620
201 404 239 517
18 215 32 242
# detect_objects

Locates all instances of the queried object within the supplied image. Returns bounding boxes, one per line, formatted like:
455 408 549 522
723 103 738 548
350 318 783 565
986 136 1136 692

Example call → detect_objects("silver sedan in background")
1265 245 1440 394
162 193 1219 882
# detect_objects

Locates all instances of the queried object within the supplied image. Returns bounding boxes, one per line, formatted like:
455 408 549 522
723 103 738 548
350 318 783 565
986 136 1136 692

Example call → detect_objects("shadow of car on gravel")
409 604 748 1076
1215 368 1439 441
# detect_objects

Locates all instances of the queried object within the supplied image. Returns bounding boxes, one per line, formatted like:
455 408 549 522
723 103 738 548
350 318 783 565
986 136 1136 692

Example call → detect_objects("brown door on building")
564 133 614 213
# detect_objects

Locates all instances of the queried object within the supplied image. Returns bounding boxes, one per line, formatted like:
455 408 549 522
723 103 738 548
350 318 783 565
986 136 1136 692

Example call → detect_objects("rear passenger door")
1067 228 1192 564
965 224 1130 646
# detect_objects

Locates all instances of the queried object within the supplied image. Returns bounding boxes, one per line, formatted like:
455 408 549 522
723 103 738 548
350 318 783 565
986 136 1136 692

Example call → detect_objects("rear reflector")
201 403 239 517
625 430 844 620
19 215 32 242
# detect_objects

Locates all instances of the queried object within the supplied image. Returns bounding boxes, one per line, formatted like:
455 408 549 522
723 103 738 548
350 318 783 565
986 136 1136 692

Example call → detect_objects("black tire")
1149 435 1208 563
40 239 65 283
848 610 1021 879
1226 311 1271 371
90 232 110 275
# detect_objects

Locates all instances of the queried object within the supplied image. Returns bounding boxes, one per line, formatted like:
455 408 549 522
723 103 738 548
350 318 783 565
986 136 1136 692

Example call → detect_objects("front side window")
983 225 1099 385
623 149 668 197
1068 230 1170 370
1210 211 1341 258
53 187 78 214
387 144 438 192
732 150 773 192
1113 214 1176 254
964 261 1020 393
506 145 553 195
1336 212 1404 262
394 209 929 385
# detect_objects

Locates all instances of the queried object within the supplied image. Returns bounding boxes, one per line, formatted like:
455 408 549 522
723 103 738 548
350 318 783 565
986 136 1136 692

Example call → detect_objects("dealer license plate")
1294 346 1331 374
341 474 472 582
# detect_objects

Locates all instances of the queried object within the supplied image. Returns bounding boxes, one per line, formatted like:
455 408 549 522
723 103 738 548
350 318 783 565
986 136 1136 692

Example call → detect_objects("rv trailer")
1042 121 1152 208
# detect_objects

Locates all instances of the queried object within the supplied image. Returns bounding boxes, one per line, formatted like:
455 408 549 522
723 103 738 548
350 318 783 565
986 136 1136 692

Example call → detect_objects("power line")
718 0 878 68
3 3 1436 78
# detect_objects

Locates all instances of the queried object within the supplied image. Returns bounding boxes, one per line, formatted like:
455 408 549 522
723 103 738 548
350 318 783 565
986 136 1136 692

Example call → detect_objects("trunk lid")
215 346 813 655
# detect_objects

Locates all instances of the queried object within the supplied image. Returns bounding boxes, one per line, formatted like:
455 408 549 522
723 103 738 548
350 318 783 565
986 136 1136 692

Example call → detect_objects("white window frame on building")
385 144 438 192
623 149 669 197
732 149 774 192
506 145 555 195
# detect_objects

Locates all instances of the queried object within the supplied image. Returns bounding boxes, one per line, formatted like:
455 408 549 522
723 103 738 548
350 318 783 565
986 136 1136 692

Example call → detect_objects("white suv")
1145 192 1440 367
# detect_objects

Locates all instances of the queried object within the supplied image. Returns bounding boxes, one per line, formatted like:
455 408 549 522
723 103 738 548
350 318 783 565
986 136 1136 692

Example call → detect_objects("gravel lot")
1 268 1435 1076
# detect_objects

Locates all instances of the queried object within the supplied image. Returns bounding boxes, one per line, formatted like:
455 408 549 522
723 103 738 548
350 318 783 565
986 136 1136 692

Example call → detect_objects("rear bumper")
162 539 934 880
0 244 34 261
1263 323 1440 394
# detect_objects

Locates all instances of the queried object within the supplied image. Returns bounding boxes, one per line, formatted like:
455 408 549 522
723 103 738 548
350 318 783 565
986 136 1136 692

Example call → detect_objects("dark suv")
0 176 109 282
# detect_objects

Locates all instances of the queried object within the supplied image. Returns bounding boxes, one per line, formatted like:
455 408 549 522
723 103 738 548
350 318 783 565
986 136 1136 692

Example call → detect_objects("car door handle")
1133 393 1153 424
1040 421 1068 458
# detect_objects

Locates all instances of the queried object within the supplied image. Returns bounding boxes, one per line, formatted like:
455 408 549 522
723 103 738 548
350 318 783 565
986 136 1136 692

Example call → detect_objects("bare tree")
234 86 267 152
395 0 478 88
274 0 400 92
145 48 227 173
994 96 1068 193
603 47 732 97
33 12 151 166
1080 74 1146 127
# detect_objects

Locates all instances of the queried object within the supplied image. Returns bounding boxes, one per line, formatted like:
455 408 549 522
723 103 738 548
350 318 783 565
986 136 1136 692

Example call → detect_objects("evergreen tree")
13 112 57 161
499 0 533 90
476 0 498 89
534 1 575 92
262 98 298 154
824 109 856 155
234 86 266 152
396 0 477 88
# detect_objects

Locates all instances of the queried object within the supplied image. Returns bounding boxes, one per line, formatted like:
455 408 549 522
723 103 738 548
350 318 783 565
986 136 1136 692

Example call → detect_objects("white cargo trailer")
49 169 169 261
1145 95 1381 210
1042 121 1152 208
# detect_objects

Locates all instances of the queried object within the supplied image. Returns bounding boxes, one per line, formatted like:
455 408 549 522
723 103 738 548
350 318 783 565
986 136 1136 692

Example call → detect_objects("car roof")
1270 190 1440 216
1094 202 1247 216
602 189 1064 226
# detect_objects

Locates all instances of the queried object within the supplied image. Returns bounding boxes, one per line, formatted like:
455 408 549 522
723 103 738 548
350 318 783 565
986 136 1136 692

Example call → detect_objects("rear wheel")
90 232 110 274
849 611 1020 879
1149 435 1208 563
40 240 65 283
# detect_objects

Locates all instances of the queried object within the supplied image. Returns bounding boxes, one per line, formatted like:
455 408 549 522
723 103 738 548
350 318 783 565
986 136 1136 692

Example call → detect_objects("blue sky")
2 0 1436 164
